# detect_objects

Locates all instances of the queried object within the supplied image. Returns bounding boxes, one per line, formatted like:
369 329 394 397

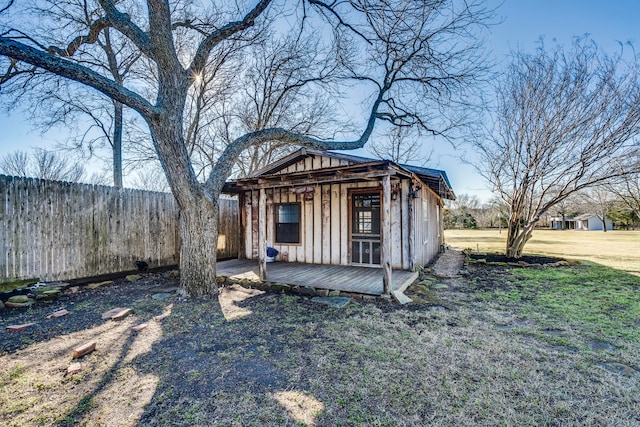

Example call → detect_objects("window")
275 204 300 244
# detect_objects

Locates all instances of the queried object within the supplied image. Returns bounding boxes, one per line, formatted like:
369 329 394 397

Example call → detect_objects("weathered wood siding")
273 157 352 175
413 185 443 267
0 175 240 283
216 197 241 261
242 176 444 270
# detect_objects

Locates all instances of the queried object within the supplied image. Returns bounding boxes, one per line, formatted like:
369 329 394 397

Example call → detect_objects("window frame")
274 203 301 245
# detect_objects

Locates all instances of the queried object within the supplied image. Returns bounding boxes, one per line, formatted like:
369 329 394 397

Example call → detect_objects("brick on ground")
111 308 134 320
101 307 125 320
132 323 147 332
46 309 69 319
66 363 83 376
86 280 113 290
6 323 36 332
72 342 96 359
153 312 170 321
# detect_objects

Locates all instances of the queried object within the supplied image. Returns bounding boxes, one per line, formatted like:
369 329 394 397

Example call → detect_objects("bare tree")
581 186 617 232
608 155 640 222
1 0 144 188
368 126 433 166
129 164 170 192
0 148 85 182
445 193 480 229
552 195 580 230
475 38 640 258
1 0 493 296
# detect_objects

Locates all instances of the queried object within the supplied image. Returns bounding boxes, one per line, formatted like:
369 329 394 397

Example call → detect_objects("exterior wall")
242 175 444 270
272 156 352 175
577 217 613 231
413 185 443 267
243 180 418 270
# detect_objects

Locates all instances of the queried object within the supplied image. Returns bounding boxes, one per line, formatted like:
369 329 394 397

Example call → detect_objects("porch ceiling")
216 259 418 296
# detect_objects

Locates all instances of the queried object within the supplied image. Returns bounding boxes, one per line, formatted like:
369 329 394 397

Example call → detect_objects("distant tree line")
445 187 640 231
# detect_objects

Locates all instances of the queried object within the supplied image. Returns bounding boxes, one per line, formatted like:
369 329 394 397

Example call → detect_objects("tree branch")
190 0 273 73
96 0 154 59
0 0 14 14
0 37 156 118
206 84 386 194
48 17 111 57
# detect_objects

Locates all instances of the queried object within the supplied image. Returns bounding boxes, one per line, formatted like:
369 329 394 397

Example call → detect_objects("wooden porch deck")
216 259 418 296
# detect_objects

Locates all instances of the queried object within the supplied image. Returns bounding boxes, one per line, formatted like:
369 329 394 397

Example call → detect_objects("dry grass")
1 264 639 426
445 229 640 275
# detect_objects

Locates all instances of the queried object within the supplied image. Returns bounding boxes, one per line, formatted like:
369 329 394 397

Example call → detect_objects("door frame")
348 187 382 267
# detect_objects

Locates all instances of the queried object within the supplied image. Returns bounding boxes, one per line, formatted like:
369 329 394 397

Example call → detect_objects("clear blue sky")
1 0 640 199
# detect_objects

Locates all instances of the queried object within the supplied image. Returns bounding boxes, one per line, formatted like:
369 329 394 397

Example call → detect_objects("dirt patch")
1 266 639 426
468 253 565 265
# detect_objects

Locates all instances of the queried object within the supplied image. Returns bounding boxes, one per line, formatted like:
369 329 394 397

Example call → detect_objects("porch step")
391 290 412 305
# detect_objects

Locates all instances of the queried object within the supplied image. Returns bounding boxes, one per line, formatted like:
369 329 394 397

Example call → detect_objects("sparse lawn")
445 229 640 275
1 258 639 426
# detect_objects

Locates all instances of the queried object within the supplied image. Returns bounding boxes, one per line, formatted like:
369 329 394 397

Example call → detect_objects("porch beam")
256 170 397 188
258 188 267 280
381 174 392 296
223 169 399 193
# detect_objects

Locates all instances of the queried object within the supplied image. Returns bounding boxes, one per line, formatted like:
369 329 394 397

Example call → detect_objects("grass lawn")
445 229 640 275
1 251 639 425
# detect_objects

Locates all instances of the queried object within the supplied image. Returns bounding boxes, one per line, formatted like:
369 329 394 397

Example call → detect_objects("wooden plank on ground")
391 290 412 305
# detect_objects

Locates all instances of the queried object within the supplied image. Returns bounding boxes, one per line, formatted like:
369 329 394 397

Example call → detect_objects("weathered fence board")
0 175 240 283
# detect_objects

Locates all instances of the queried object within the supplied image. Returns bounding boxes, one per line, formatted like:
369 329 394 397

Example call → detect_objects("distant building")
550 213 613 231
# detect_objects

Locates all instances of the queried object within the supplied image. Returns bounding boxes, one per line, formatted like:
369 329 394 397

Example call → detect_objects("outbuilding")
222 148 455 295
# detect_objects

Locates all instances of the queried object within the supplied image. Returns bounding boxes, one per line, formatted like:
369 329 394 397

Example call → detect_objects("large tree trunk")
147 82 221 296
178 196 219 296
505 219 535 259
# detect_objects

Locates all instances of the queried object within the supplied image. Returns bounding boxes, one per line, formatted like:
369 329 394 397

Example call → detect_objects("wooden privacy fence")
0 175 240 283
216 197 240 261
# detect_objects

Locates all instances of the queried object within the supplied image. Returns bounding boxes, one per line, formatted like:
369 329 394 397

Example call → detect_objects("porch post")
408 182 415 271
382 174 392 296
258 188 267 280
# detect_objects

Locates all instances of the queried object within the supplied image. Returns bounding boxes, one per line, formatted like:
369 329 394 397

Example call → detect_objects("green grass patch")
0 278 40 292
475 263 640 342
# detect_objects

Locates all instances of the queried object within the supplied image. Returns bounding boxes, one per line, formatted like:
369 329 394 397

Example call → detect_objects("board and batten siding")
273 156 351 175
0 175 240 283
241 178 443 270
413 184 443 267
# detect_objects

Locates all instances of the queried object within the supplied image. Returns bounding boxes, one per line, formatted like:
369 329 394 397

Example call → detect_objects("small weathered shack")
223 149 455 294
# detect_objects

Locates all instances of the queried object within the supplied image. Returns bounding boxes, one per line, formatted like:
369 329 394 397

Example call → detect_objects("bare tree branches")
475 38 640 257
0 148 85 182
368 126 433 166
